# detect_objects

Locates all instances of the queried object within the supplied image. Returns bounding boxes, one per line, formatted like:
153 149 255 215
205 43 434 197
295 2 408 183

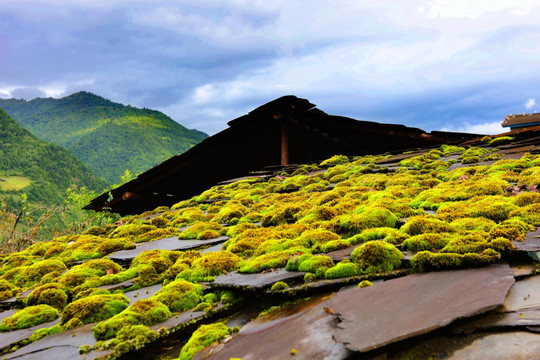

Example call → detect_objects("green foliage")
178 323 231 360
0 304 58 331
0 92 208 183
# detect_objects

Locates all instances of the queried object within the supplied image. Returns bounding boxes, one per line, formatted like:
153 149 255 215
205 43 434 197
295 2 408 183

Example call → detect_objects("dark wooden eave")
85 95 482 215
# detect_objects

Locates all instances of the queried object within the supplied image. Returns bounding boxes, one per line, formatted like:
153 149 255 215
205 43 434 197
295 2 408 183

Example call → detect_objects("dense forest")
0 108 108 210
0 92 208 183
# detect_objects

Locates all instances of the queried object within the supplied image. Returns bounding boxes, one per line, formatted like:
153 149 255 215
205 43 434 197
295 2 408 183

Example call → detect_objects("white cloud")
441 121 505 135
420 0 540 19
525 98 536 109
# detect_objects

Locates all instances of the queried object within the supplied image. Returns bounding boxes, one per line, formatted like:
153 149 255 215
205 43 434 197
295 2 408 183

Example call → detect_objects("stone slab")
498 274 540 312
324 244 360 261
211 269 306 289
454 309 540 333
510 263 537 278
329 263 514 353
447 331 540 360
123 284 163 303
109 236 229 261
3 320 93 360
512 227 540 252
97 279 134 291
194 295 351 360
200 242 225 254
0 318 61 351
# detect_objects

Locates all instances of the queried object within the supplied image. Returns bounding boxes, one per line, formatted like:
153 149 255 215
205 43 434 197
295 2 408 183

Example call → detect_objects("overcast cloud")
1 0 539 135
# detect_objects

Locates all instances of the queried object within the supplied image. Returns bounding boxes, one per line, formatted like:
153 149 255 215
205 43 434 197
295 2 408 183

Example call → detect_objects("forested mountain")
0 92 208 183
0 108 108 210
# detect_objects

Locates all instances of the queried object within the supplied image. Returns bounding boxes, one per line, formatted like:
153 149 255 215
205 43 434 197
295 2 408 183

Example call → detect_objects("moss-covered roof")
1 126 540 360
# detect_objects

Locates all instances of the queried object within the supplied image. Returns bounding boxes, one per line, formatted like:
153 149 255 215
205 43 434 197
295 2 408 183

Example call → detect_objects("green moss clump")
461 156 480 164
286 254 334 278
450 217 496 232
211 202 249 224
509 203 540 226
152 280 203 312
28 323 63 343
320 239 351 253
98 237 136 254
271 281 289 291
358 280 372 288
320 155 349 166
483 153 502 161
325 261 359 279
514 192 540 206
400 216 451 236
15 258 67 288
179 222 223 240
134 228 177 243
489 136 513 146
440 144 466 156
190 251 241 277
131 250 176 286
410 249 501 272
93 299 172 339
401 233 451 251
473 200 518 222
0 279 20 301
61 294 129 328
238 251 293 273
178 323 231 360
109 224 158 239
0 305 58 331
330 207 398 237
348 227 409 245
297 229 340 248
351 241 402 274
26 283 68 310
441 234 488 254
106 325 158 358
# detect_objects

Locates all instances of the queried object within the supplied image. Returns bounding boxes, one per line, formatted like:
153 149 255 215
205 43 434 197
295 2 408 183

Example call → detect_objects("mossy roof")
1 125 540 360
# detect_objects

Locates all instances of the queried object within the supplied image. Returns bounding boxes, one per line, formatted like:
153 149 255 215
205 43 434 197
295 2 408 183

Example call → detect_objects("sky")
1 0 540 135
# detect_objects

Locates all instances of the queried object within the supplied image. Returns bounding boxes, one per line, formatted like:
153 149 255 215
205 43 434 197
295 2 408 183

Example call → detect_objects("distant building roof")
502 113 540 128
85 95 482 215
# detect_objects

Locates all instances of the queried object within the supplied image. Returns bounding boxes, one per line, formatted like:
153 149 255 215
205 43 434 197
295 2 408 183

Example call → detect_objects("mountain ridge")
0 92 208 183
0 107 108 210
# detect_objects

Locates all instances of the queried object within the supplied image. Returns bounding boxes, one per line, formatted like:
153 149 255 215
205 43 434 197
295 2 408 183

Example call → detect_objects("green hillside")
0 108 108 209
0 92 208 183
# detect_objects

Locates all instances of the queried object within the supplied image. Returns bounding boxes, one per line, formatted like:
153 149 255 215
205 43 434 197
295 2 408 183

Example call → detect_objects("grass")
0 176 32 191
